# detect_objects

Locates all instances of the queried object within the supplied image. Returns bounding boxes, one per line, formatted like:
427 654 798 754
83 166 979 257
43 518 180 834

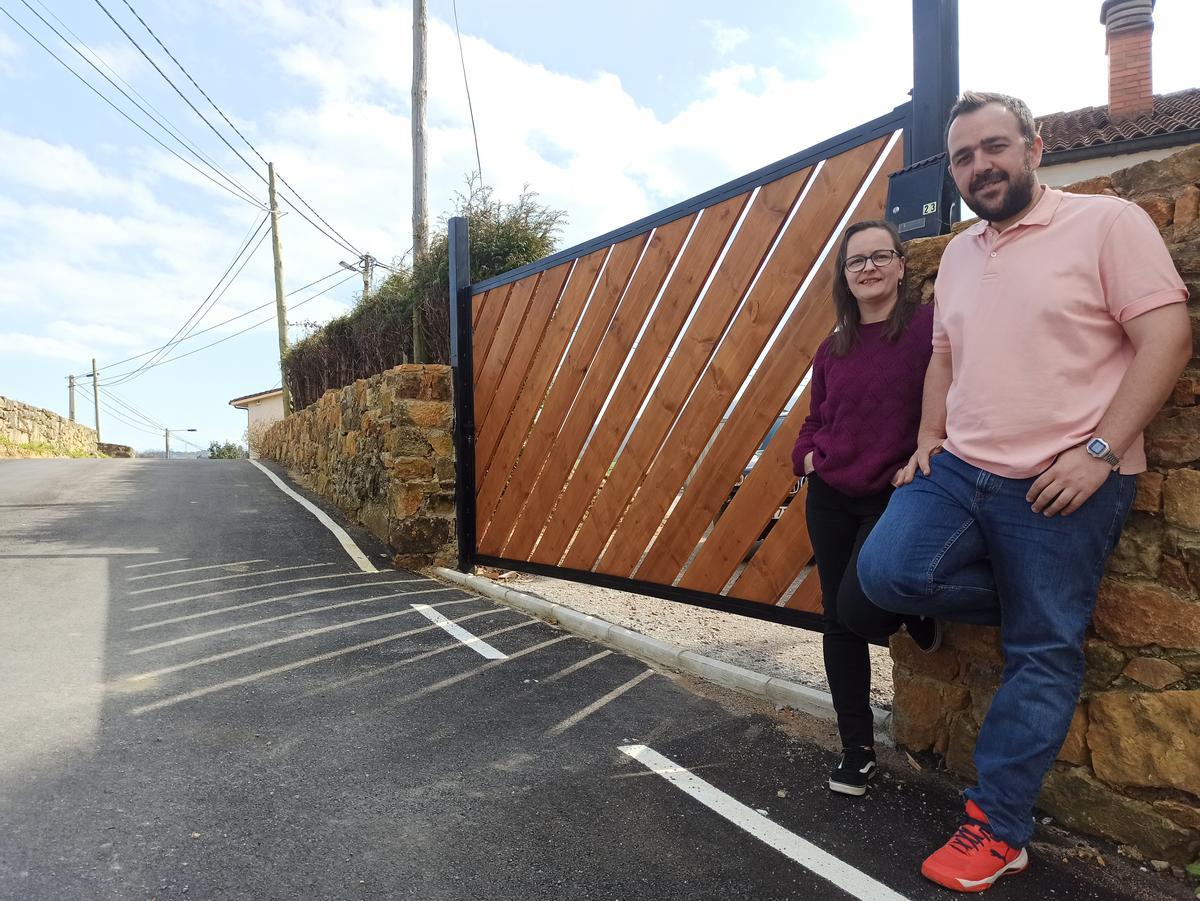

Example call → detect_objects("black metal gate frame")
447 104 912 634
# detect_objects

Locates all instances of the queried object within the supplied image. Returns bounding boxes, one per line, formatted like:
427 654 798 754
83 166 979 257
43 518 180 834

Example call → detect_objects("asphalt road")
0 459 1188 901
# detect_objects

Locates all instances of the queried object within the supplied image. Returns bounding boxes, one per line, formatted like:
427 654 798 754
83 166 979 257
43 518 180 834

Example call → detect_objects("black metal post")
910 0 959 165
448 216 476 573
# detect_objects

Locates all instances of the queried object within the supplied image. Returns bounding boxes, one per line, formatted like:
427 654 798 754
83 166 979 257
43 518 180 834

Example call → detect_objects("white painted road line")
126 604 505 681
618 745 912 901
128 586 466 653
128 571 393 612
125 558 189 569
411 603 507 659
128 562 335 595
545 670 654 737
127 578 434 628
127 559 266 580
248 459 377 573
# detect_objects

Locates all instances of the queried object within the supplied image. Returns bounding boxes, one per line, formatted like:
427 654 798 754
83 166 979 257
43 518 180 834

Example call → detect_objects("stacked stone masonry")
0 395 98 457
258 365 457 569
895 144 1200 865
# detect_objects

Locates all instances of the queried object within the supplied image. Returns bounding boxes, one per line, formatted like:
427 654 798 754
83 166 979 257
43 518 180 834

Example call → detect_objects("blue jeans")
856 452 1135 847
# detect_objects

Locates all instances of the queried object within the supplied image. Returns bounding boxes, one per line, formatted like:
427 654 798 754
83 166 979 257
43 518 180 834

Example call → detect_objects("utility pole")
91 358 101 442
68 375 76 422
362 253 373 299
164 428 170 461
411 0 428 364
268 162 292 416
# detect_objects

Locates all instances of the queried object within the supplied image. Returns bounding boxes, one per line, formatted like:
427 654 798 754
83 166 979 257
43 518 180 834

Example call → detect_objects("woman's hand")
892 435 945 486
803 451 814 476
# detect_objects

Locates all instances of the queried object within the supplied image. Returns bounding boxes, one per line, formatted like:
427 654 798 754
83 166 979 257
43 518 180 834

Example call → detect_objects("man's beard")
967 160 1037 222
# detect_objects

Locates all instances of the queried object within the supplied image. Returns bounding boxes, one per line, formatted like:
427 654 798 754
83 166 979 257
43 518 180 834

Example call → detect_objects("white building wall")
1040 144 1195 188
243 394 284 459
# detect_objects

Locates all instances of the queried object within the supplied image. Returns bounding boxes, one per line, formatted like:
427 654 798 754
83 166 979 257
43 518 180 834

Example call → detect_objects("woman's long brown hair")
830 219 914 357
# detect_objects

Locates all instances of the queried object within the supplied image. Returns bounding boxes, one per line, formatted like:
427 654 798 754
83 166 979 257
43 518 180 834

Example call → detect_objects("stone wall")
0 396 98 457
258 364 457 569
894 144 1200 866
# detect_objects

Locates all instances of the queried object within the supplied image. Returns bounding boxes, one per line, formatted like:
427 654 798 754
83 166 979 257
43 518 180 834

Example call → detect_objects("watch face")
1087 438 1108 456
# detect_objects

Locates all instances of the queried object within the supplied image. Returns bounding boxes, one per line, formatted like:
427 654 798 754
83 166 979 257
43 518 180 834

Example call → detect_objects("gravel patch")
476 567 895 710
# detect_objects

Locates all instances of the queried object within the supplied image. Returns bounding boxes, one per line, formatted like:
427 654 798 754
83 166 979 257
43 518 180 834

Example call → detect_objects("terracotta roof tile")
1036 88 1200 153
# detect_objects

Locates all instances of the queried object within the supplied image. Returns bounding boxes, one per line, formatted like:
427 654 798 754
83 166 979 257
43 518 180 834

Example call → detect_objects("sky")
1 0 1198 453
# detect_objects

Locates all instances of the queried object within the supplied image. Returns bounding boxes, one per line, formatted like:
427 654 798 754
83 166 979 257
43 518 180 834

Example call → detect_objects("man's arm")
894 351 953 485
1028 303 1192 516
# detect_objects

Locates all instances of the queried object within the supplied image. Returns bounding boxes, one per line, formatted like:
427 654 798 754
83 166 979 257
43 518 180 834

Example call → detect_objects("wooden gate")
449 106 909 631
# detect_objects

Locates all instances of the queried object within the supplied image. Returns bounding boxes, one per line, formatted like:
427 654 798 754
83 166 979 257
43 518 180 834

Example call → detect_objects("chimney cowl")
1100 0 1155 34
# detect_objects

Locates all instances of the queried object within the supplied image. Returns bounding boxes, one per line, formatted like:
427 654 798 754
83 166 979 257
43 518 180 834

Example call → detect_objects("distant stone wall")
0 396 98 457
894 144 1200 866
258 365 456 569
98 442 135 458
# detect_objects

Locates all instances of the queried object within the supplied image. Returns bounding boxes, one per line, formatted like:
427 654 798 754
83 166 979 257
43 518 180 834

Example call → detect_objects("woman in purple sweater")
792 219 939 797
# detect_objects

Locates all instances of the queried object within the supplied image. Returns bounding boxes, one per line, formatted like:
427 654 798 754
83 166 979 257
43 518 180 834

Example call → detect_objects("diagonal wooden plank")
473 274 543 426
678 386 812 593
637 138 902 585
472 284 512 376
592 136 891 579
500 213 699 561
474 261 572 438
635 277 833 584
476 233 649 551
471 288 486 329
727 482 816 606
528 192 751 566
475 249 607 485
559 167 813 573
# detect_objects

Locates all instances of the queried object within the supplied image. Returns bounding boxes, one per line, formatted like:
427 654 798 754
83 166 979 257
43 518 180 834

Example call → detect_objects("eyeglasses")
844 249 901 272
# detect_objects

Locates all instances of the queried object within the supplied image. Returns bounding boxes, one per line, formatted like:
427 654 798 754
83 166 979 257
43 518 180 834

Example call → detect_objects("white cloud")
702 20 751 56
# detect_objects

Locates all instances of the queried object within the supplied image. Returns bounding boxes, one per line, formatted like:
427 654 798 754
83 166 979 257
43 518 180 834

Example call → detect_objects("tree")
207 440 246 459
281 179 565 409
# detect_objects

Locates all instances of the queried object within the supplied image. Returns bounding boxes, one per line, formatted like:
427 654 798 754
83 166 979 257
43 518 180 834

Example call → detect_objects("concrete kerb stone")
428 566 892 743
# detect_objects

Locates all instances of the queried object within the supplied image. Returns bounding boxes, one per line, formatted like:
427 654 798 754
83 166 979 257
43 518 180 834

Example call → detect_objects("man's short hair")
946 91 1038 147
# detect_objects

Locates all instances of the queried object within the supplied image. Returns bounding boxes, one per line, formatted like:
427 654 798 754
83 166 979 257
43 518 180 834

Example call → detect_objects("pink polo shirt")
933 186 1188 478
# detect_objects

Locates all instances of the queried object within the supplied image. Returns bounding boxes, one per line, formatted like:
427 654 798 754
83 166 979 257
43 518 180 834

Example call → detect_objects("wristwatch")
1085 437 1120 467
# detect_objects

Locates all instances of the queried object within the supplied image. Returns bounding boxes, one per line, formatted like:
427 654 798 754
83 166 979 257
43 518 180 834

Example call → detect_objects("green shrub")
283 182 564 409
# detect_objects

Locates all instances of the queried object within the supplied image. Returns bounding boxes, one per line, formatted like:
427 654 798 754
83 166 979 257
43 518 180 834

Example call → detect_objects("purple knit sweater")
791 303 934 497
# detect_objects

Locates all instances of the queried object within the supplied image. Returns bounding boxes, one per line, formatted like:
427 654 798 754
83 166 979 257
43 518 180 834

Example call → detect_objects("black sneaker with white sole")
829 746 877 796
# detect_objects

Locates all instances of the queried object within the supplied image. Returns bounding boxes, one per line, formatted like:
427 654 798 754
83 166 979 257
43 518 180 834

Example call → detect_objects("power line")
101 212 271 387
79 269 345 379
95 273 358 383
116 0 363 257
24 0 264 207
452 0 483 185
0 3 266 208
93 0 363 257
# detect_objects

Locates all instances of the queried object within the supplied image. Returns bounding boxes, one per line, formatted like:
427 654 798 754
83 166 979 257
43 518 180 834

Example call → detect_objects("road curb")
429 566 892 741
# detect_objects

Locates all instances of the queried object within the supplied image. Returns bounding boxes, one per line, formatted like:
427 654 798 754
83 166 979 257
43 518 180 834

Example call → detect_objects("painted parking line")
411 602 507 659
125 557 189 569
248 459 377 573
128 586 464 653
619 745 912 901
545 670 654 737
127 577 435 629
127 559 266 580
127 562 335 595
128 571 399 613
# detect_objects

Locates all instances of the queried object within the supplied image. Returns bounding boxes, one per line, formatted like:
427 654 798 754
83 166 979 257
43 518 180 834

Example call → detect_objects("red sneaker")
921 800 1029 893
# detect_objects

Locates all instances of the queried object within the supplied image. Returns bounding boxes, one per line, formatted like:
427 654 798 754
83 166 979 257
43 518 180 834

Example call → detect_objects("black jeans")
804 472 906 748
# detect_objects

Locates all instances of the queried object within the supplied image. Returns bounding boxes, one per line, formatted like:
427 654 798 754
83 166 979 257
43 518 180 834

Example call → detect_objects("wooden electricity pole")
268 162 292 416
411 0 428 364
91 358 100 441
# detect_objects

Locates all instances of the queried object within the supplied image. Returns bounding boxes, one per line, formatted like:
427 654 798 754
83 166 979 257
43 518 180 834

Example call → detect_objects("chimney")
1101 0 1155 120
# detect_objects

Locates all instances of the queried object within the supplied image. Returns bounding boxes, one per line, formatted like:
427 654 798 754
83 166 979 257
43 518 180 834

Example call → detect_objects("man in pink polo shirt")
857 91 1190 893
